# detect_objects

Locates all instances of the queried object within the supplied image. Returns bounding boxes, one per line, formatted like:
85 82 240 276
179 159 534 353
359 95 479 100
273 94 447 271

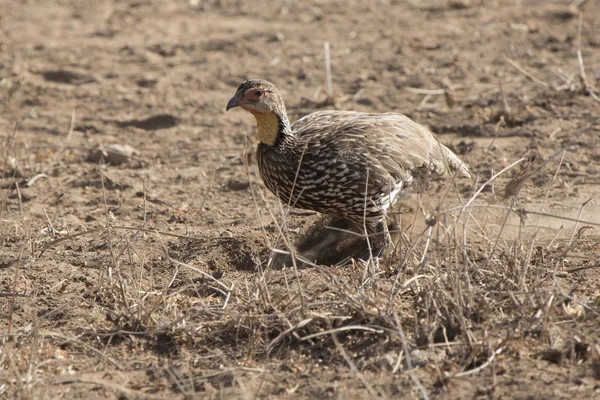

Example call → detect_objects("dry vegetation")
1 0 600 399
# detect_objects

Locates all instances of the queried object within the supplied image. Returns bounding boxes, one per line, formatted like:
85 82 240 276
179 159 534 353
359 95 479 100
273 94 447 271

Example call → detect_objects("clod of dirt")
154 333 180 357
136 77 158 88
40 69 97 85
88 144 138 165
169 235 264 273
148 43 178 57
450 140 475 156
117 114 177 130
8 191 34 202
208 236 261 271
550 6 579 21
433 324 459 343
539 340 590 365
226 180 249 191
75 122 103 134
540 348 564 364
355 96 375 106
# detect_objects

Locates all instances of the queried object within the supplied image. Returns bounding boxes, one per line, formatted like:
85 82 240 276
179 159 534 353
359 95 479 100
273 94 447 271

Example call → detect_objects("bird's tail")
441 144 471 179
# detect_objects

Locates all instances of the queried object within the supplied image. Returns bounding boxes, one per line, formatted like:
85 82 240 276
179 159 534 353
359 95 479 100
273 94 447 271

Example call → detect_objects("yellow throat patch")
252 111 280 146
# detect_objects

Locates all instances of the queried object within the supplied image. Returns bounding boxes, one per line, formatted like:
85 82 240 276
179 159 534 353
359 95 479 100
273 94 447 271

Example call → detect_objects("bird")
226 79 470 258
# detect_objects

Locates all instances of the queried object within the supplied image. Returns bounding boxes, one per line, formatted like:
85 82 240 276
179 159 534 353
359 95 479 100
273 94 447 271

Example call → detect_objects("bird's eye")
255 90 263 97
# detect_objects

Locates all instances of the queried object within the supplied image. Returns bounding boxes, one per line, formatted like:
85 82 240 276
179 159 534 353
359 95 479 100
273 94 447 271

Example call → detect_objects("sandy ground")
1 0 600 398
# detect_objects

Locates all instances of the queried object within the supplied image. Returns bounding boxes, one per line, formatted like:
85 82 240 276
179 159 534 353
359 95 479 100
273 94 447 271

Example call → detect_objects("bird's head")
226 79 288 146
226 79 284 114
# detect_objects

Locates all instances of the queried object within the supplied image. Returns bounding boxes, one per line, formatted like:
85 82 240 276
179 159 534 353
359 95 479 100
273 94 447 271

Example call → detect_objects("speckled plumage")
227 79 470 256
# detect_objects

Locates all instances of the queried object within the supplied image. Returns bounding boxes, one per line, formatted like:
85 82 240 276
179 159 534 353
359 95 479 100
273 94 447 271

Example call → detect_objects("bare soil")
2 0 600 399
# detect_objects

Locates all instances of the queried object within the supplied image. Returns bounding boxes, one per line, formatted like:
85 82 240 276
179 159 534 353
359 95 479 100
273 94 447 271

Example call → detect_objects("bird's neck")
251 109 291 147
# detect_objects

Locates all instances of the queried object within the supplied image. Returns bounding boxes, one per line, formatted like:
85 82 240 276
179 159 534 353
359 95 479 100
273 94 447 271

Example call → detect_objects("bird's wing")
292 111 469 186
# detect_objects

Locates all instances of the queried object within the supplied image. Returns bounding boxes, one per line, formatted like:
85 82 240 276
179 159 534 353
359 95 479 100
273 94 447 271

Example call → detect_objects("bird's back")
292 111 469 179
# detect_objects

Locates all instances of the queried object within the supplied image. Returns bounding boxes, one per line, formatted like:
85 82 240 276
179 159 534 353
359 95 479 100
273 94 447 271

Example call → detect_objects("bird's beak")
226 95 241 111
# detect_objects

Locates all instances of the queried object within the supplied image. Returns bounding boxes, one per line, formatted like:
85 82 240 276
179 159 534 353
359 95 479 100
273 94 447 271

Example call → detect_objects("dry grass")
3 122 599 398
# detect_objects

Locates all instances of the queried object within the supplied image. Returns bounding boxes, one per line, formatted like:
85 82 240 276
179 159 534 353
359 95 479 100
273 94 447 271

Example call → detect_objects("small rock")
541 348 563 364
268 32 285 42
41 69 97 85
8 191 34 202
88 144 138 165
355 96 374 106
448 0 471 9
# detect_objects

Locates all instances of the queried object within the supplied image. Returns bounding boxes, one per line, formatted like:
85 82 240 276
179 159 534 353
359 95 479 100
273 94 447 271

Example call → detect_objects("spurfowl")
226 79 470 257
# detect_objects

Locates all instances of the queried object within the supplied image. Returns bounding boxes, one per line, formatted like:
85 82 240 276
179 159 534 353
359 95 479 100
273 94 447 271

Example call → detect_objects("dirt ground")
2 0 600 398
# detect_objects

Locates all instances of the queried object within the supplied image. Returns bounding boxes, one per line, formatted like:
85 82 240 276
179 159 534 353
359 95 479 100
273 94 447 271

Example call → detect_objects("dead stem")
503 55 551 89
576 14 600 102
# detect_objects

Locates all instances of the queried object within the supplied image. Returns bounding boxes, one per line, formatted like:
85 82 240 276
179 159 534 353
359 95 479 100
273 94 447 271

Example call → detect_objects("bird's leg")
365 220 392 259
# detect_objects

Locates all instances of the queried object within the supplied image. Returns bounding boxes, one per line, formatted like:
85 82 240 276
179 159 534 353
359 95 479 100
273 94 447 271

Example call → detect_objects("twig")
25 315 41 385
100 164 118 285
0 123 19 221
15 182 24 224
503 55 551 88
198 168 216 211
38 228 101 256
566 263 600 274
25 173 48 187
142 178 147 223
267 318 313 354
576 13 600 102
520 209 600 229
450 347 504 378
499 80 511 115
53 108 76 163
42 207 58 236
439 204 600 230
406 88 446 95
463 158 526 211
409 373 429 400
300 325 384 341
161 249 232 293
324 42 333 97
418 94 432 109
66 108 76 142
